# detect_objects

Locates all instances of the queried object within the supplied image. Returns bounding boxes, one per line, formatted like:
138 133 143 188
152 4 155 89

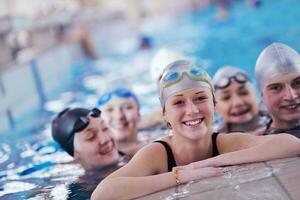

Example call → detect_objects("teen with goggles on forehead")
97 88 147 154
52 107 137 171
92 60 300 200
137 48 186 130
255 42 300 138
213 66 267 134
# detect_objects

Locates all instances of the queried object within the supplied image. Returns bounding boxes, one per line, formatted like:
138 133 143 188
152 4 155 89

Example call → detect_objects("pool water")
0 0 299 199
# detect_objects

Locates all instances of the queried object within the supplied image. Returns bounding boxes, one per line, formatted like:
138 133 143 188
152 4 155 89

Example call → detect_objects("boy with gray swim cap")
255 42 300 137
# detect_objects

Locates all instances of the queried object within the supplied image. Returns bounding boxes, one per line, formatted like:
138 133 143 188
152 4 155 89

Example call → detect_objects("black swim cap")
51 107 92 156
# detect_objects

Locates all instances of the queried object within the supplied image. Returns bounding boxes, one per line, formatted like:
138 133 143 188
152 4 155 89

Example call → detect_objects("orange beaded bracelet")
172 167 180 185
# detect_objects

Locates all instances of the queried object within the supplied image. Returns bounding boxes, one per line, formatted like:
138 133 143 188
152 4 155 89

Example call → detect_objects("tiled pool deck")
137 156 300 200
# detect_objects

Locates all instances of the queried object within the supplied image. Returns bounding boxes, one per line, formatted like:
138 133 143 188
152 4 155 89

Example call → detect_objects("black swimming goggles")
214 72 250 90
73 108 101 133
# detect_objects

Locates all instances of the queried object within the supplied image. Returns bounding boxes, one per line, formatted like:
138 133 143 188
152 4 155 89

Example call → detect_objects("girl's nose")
186 101 199 114
231 94 244 107
98 131 110 145
114 108 126 120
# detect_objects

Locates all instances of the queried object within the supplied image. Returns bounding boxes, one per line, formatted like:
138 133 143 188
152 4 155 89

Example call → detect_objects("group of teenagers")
51 42 300 199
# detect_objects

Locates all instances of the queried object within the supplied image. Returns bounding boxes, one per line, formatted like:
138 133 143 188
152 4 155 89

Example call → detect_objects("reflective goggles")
214 72 250 90
161 67 212 89
73 108 101 133
98 89 139 108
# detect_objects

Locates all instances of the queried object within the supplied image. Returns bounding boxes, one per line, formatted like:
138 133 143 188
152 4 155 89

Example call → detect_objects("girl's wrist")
172 167 181 185
172 168 192 184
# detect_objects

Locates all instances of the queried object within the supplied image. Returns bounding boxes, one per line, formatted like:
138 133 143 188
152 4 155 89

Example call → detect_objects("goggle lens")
163 71 180 82
190 68 203 76
235 73 248 83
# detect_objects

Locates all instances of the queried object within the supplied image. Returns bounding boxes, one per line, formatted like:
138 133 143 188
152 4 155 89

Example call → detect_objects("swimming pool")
0 0 299 199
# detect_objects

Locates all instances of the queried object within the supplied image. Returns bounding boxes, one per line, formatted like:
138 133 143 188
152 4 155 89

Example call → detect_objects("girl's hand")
178 157 218 171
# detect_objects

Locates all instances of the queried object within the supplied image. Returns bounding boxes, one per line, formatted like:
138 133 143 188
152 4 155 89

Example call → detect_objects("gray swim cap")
213 66 250 90
159 60 213 107
255 43 300 91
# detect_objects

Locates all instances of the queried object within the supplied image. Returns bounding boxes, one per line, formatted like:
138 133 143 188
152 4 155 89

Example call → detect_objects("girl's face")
100 96 140 141
163 87 215 140
74 117 119 170
215 81 258 123
262 73 300 128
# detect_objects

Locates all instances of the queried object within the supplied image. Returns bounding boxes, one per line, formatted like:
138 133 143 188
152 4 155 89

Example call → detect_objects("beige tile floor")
137 156 300 200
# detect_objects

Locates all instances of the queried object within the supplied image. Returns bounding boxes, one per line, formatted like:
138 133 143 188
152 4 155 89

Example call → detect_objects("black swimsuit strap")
211 132 220 157
118 150 126 156
154 140 177 172
264 118 273 135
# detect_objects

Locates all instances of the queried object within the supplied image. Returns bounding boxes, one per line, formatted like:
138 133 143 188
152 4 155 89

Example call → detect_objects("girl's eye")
86 133 96 141
125 105 134 110
238 89 249 96
194 96 207 103
196 96 206 100
102 126 109 132
105 107 113 112
221 95 231 101
173 100 184 105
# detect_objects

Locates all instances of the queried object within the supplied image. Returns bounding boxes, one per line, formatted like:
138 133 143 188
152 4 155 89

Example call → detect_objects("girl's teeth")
185 119 201 126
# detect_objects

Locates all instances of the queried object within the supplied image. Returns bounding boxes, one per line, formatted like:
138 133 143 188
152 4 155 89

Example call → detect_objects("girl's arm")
92 171 177 200
91 143 221 200
182 133 300 169
214 133 300 166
